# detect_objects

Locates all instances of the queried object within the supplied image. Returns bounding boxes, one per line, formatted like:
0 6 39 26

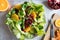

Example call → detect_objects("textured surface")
0 0 60 40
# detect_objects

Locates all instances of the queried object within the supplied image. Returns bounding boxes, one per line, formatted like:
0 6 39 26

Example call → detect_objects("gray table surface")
0 0 60 40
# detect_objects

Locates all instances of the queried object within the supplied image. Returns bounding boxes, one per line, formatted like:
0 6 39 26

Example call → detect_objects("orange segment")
11 14 19 21
55 19 60 27
24 26 31 32
31 11 36 19
0 0 9 11
14 4 21 10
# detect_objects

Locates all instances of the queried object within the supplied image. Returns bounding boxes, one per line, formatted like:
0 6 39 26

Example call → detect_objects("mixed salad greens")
6 1 46 40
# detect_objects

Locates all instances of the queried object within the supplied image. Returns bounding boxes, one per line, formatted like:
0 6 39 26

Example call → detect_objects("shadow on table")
1 11 17 40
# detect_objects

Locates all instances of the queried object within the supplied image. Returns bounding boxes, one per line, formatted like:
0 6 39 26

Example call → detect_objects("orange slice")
31 11 36 19
11 14 19 21
55 19 60 27
24 26 31 32
14 4 21 10
0 0 9 11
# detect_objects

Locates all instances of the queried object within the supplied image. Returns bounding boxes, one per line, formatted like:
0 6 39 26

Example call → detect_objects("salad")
6 2 46 40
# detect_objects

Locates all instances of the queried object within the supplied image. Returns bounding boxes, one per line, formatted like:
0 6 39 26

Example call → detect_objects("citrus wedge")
11 14 19 21
0 0 9 11
55 19 60 27
24 26 31 32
